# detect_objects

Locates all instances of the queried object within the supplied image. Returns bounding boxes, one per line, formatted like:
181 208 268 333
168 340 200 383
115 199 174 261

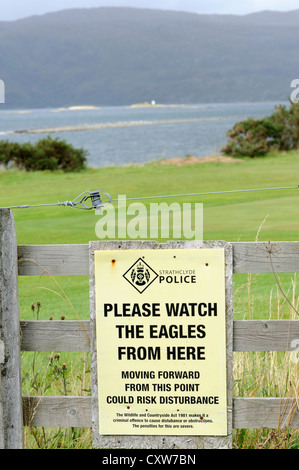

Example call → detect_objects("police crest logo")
123 258 158 293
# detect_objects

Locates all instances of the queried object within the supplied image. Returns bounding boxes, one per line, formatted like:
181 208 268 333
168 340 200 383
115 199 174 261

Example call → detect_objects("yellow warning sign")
94 248 227 435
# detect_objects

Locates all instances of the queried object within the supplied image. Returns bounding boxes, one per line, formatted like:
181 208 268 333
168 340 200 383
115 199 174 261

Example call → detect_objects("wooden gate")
0 209 298 449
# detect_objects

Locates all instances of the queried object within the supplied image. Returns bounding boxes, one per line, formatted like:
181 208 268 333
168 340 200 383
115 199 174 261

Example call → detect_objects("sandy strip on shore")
152 155 243 165
9 116 239 135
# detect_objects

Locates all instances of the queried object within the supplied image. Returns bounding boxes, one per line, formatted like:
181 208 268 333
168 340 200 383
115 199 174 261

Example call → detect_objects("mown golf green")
2 150 298 245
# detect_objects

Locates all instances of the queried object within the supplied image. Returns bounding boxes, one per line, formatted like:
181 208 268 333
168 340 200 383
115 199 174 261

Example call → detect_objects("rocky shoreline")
10 116 232 135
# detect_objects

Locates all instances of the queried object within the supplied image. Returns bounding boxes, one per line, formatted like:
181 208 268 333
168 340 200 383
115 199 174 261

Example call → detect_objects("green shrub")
222 102 299 158
0 137 87 171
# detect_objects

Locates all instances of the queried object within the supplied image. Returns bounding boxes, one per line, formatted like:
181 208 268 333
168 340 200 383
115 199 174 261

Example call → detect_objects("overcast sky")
1 0 299 21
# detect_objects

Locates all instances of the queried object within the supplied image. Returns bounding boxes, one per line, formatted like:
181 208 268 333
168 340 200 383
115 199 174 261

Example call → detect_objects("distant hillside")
0 7 298 108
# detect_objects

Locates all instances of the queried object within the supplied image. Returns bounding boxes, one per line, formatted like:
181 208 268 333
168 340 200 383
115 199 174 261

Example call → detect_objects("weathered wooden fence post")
0 209 23 449
0 336 5 449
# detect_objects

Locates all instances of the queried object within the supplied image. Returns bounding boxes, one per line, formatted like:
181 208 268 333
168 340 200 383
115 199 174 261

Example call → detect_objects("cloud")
1 0 299 21
176 0 299 14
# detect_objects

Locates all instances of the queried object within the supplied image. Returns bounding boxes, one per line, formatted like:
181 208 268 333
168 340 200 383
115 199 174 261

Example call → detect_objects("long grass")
1 151 299 448
20 269 299 449
233 272 299 449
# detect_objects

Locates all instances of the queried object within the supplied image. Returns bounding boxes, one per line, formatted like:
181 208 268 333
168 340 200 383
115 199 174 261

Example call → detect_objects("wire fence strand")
1 185 298 210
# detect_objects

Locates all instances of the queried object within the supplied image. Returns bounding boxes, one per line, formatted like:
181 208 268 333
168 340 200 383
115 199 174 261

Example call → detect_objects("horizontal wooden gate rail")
18 242 299 432
17 241 299 275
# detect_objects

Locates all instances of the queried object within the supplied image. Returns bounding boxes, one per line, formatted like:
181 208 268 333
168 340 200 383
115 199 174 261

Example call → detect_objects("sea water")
0 101 287 167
